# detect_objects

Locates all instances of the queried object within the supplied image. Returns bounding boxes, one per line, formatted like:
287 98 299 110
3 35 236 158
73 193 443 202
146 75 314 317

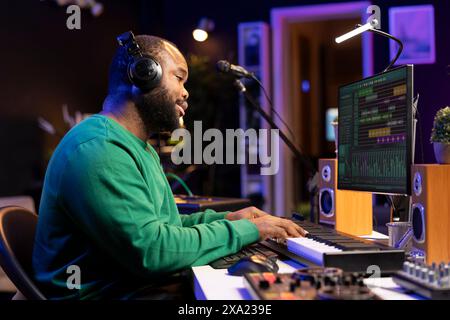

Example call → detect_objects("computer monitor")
337 65 414 195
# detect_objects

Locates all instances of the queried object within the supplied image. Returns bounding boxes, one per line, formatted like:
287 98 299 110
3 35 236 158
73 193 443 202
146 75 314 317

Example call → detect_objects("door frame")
271 1 374 215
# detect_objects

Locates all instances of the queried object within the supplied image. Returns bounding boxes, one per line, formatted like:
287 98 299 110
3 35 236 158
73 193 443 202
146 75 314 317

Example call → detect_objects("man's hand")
251 215 308 240
225 206 307 240
225 206 268 221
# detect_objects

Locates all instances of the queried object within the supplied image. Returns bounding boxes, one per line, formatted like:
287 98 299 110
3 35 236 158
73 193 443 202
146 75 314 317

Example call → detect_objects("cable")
413 94 425 164
356 24 404 73
413 94 420 117
416 111 425 164
165 172 194 196
386 195 396 214
250 75 296 140
373 211 378 231
152 134 193 196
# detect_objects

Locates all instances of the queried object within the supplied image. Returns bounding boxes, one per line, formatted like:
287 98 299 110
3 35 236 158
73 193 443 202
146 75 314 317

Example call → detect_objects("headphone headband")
117 31 143 58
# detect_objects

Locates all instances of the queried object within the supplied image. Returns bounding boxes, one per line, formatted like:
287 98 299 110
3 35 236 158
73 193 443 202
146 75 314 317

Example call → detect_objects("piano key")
261 220 405 273
286 238 343 265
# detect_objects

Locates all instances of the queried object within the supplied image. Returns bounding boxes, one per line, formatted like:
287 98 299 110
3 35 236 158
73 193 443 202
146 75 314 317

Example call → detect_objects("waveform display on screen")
351 150 406 184
338 66 413 195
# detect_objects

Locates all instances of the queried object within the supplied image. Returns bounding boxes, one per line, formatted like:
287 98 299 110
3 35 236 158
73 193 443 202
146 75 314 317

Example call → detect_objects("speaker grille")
319 189 334 217
412 204 425 243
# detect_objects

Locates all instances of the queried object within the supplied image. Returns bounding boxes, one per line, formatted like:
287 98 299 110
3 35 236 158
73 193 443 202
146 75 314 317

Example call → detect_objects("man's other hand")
225 206 268 221
251 215 308 240
225 207 307 240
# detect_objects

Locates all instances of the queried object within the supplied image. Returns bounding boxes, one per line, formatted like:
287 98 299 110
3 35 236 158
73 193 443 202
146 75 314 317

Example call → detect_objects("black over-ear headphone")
116 31 162 92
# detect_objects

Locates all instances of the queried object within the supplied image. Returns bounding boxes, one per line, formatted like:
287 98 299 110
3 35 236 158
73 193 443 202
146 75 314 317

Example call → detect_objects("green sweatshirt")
32 114 259 300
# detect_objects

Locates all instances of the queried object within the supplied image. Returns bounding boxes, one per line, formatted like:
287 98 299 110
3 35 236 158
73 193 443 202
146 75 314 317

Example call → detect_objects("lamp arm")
357 24 404 72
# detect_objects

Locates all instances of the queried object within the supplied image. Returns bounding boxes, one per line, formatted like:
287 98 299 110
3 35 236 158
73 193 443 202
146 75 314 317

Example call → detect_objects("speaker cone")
320 189 334 216
412 204 425 243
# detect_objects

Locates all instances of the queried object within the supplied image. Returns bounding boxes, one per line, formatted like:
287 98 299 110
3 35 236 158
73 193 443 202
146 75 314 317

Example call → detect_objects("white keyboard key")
286 237 343 265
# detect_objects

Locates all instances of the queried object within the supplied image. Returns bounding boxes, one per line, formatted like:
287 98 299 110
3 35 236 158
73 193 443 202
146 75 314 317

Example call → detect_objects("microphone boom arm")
233 79 317 174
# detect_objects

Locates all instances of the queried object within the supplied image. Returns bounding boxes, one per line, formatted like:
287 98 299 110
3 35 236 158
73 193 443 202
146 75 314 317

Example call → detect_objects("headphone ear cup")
128 56 162 92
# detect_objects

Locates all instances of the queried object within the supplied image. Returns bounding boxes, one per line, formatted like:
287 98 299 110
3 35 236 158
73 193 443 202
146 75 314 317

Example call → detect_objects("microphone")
216 60 254 78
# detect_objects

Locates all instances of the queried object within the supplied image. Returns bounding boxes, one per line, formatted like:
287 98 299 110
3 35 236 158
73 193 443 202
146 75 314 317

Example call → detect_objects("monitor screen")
337 65 413 195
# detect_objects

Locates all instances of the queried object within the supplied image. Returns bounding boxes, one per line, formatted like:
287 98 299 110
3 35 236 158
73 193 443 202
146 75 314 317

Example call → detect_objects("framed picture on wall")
389 5 436 65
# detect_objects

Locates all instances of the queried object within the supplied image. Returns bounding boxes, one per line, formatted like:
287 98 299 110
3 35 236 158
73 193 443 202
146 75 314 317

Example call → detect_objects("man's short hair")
107 35 176 96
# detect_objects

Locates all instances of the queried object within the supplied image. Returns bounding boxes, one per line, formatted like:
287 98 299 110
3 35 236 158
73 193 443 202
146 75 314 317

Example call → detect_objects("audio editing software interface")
338 66 413 195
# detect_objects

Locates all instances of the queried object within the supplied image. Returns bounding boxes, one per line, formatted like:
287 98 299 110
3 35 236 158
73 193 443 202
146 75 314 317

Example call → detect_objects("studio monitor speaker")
411 164 450 264
318 159 373 236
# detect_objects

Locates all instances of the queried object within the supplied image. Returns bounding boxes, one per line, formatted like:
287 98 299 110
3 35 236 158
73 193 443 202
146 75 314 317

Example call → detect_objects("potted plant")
430 106 450 164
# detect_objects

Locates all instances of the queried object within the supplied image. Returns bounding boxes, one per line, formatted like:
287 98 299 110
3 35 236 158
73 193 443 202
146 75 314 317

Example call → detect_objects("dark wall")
1 0 141 118
0 0 140 198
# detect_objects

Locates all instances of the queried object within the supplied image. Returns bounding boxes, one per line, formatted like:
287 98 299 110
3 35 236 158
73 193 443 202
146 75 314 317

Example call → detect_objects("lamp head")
335 21 374 44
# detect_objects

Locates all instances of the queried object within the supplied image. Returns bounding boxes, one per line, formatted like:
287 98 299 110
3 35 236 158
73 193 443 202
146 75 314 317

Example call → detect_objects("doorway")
271 2 374 216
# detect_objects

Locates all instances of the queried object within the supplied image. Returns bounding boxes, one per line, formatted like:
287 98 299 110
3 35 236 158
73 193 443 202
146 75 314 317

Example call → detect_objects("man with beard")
32 32 306 300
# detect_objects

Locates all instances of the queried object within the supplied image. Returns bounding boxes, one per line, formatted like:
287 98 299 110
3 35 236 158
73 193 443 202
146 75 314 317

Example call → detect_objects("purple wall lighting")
389 4 436 65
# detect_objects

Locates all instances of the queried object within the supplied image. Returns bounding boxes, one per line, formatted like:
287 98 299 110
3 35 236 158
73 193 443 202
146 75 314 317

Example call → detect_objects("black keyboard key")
336 243 381 251
223 256 238 262
209 243 278 269
310 235 350 241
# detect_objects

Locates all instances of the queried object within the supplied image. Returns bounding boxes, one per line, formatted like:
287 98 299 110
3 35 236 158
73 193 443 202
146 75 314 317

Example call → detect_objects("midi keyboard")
260 220 405 274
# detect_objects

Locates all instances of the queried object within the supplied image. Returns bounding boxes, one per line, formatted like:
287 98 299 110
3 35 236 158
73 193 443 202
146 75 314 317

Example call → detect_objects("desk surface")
192 231 423 300
192 261 421 300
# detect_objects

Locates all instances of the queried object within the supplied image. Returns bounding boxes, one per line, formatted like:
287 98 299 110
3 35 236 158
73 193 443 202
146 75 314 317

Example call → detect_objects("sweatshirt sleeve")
179 209 229 227
58 139 260 278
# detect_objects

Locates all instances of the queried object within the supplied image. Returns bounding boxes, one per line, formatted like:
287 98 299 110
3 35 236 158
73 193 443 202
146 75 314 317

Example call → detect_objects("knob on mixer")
244 267 380 300
393 260 450 299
